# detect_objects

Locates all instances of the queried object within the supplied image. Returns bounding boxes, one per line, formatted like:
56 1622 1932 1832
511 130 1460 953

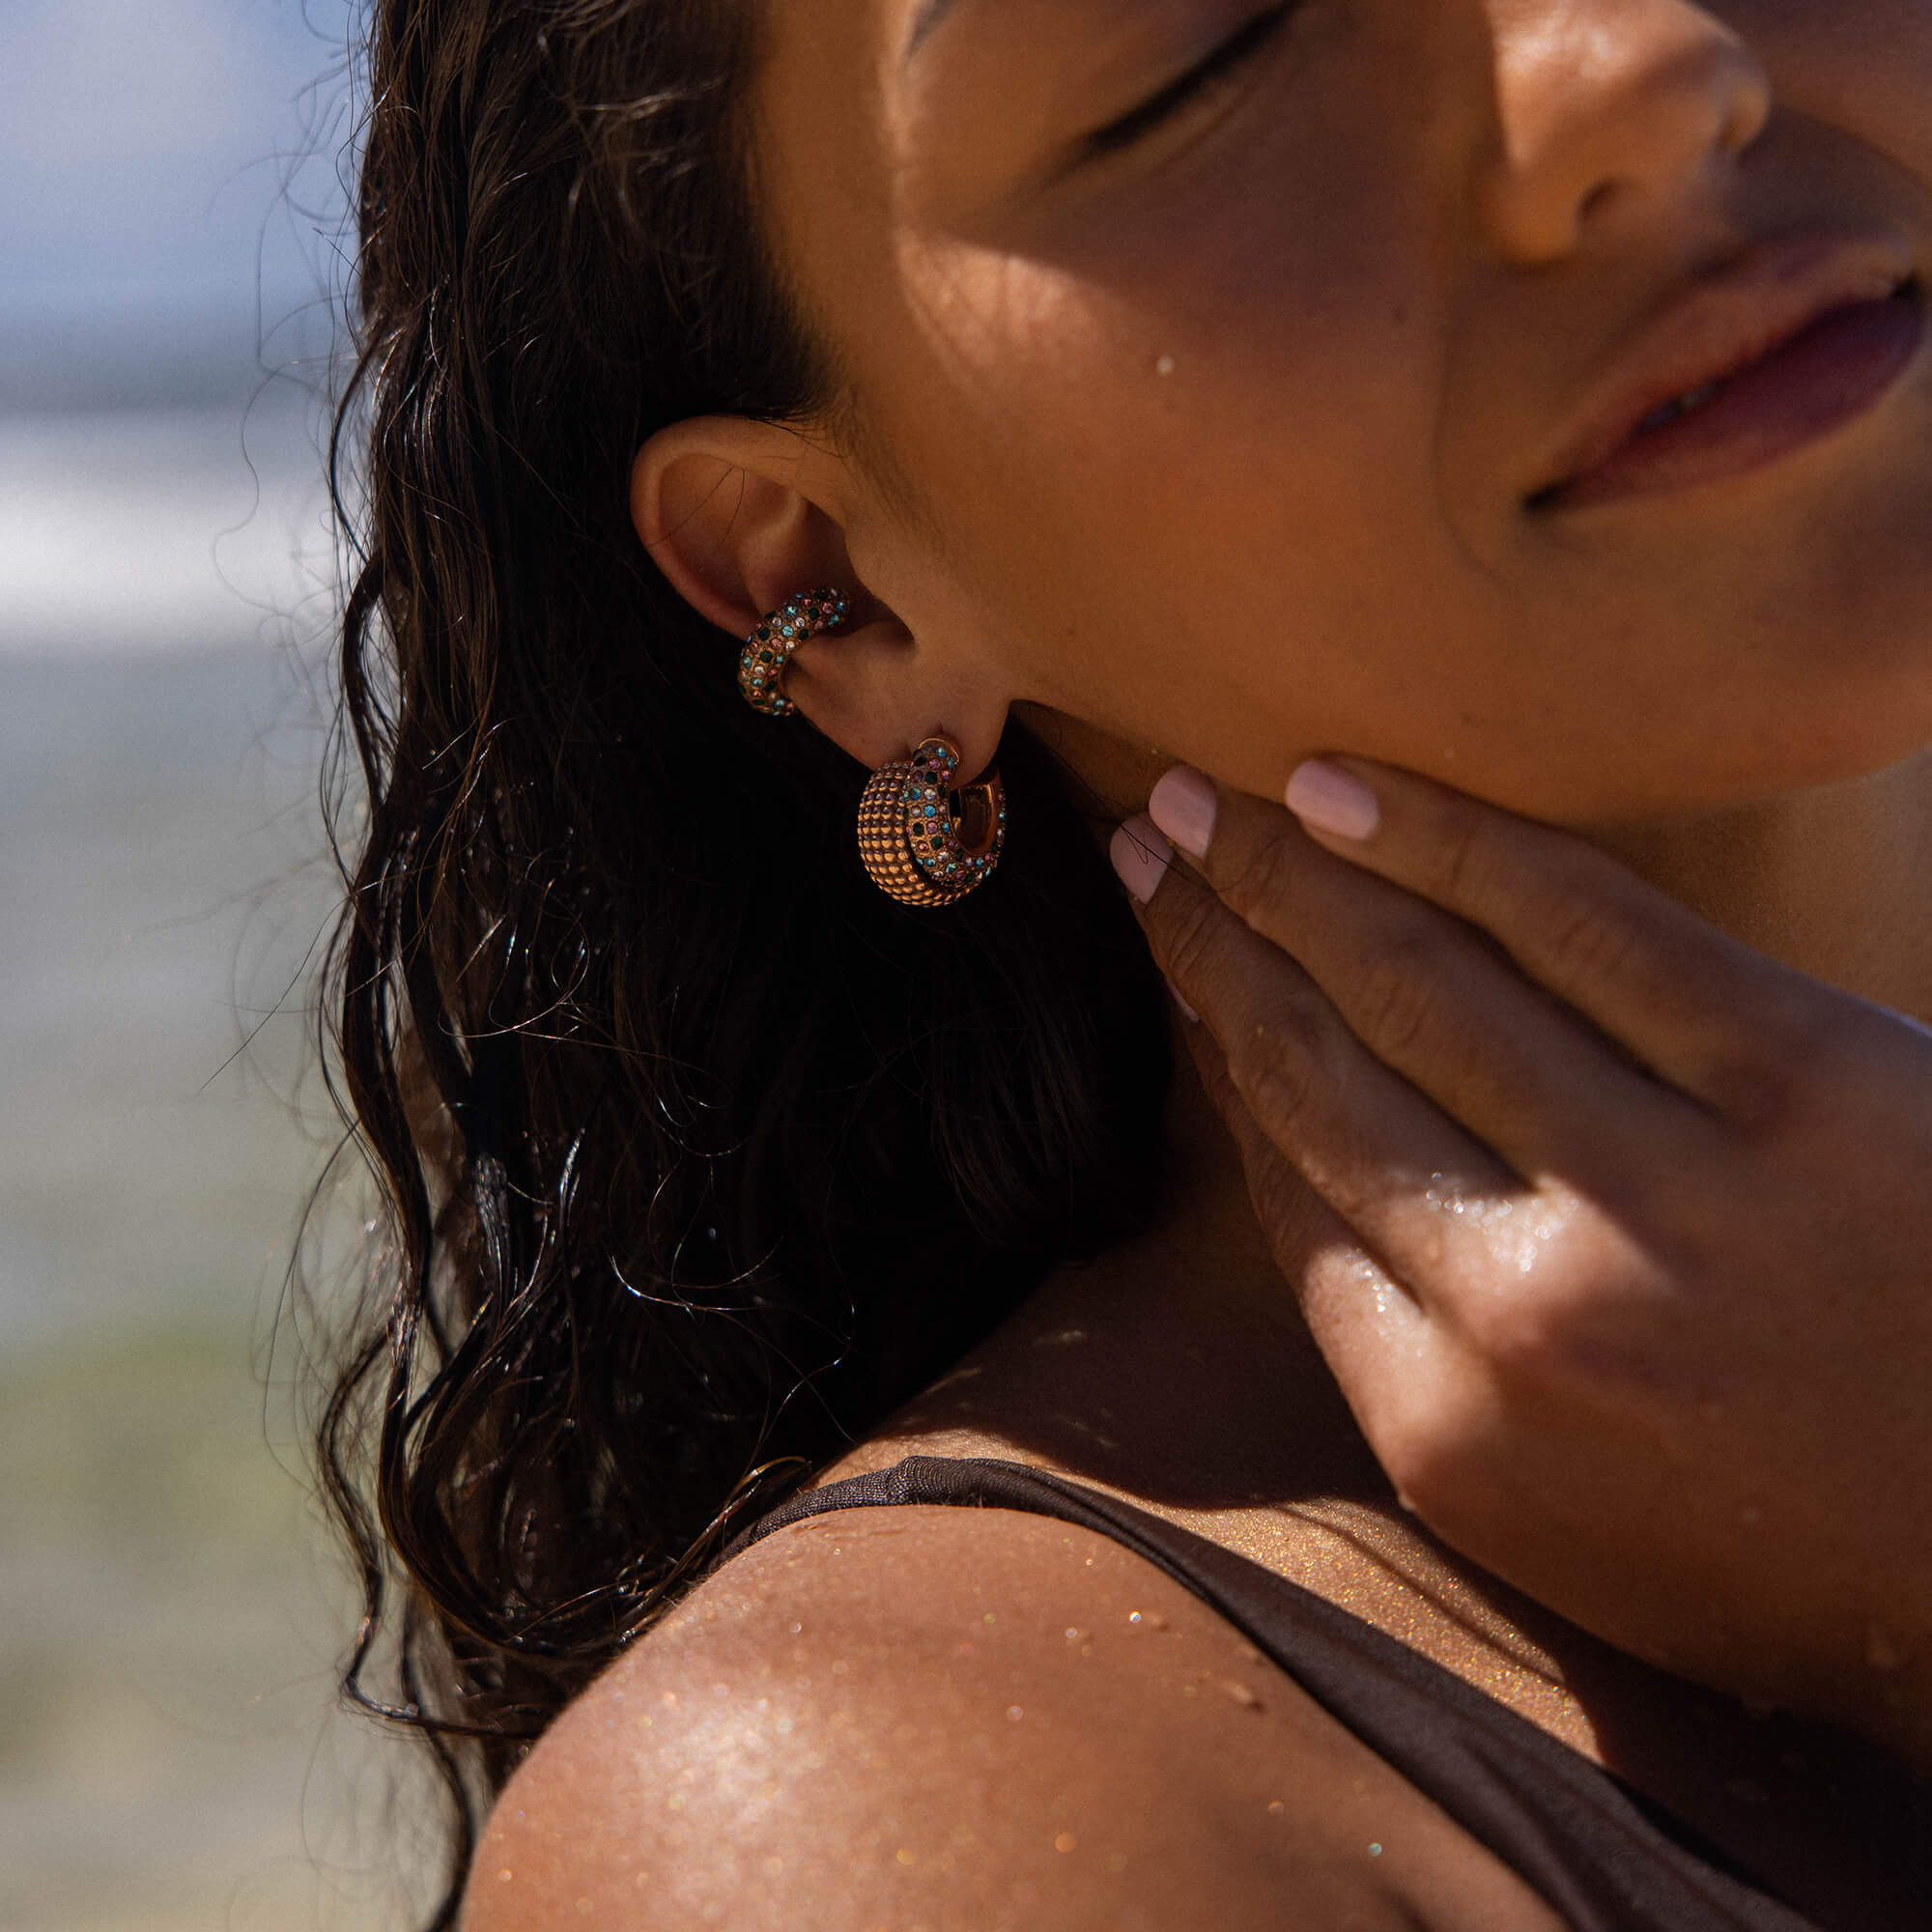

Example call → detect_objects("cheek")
848 1 1932 821
871 143 1469 767
1744 0 1932 177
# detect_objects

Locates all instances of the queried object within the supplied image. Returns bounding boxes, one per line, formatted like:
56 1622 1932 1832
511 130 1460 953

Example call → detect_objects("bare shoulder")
464 1502 1559 1931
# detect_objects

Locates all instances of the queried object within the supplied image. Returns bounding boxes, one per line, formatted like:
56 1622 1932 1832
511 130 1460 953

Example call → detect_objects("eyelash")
1084 5 1297 158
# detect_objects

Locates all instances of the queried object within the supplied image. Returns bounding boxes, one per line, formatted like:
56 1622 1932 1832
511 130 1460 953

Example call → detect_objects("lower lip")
1537 284 1926 512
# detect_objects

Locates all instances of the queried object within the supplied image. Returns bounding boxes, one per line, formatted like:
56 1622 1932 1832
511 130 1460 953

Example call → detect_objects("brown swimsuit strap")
733 1454 1822 1932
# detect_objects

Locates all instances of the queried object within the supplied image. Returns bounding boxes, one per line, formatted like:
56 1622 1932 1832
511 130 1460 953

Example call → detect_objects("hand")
1113 757 1932 1769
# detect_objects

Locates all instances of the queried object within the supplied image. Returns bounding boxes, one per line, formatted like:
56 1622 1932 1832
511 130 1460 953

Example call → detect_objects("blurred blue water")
0 0 355 326
1 0 355 1352
0 6 434 1924
0 399 382 1929
0 399 344 1355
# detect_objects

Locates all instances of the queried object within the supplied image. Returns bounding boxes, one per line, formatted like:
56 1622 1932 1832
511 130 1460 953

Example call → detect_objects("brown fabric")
733 1454 1823 1932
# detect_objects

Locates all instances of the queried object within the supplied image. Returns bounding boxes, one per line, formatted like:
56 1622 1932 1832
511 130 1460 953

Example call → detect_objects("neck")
1584 746 1932 1023
933 715 1932 1505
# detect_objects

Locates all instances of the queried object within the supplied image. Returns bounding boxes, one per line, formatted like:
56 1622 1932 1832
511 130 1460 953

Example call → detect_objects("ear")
630 416 1007 778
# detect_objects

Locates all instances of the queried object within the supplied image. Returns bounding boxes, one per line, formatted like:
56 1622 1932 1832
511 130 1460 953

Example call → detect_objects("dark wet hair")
317 0 1169 1922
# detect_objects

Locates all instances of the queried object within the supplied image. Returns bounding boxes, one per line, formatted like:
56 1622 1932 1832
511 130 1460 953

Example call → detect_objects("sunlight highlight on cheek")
894 233 1125 402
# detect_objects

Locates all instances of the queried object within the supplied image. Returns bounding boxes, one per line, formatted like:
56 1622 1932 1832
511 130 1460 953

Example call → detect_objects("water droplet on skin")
1155 355 1176 377
1267 1801 1287 1815
1221 1679 1264 1711
1055 1833 1078 1853
1007 1704 1025 1722
897 1848 917 1866
1368 1843 1383 1858
497 1869 515 1883
788 1622 803 1635
1127 1610 1169 1631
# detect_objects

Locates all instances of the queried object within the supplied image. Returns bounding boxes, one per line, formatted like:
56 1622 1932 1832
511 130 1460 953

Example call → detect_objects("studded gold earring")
737 587 849 718
857 736 1007 907
735 592 1007 905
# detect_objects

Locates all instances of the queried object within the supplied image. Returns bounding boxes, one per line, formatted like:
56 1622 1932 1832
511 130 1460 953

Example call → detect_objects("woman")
323 0 1932 1925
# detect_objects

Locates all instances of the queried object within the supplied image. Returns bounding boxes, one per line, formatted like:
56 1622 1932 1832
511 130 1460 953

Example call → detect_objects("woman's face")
754 0 1932 822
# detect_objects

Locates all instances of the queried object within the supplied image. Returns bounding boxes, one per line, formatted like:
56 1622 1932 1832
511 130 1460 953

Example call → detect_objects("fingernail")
1285 760 1379 840
1110 815 1173 904
1148 765 1218 861
1166 980 1201 1024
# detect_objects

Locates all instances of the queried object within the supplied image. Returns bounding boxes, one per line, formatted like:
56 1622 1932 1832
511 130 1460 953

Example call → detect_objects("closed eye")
1083 5 1297 158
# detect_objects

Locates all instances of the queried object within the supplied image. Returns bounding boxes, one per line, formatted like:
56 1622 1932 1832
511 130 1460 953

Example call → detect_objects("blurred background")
1 3 436 1926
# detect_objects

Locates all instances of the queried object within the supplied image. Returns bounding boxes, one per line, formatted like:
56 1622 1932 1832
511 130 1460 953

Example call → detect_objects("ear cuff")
736 587 848 718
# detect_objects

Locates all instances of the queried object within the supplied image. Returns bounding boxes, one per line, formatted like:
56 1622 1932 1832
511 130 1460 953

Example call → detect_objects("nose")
1477 0 1774 264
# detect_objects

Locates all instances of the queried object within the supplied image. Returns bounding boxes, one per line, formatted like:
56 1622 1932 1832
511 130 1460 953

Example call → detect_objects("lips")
1530 237 1925 512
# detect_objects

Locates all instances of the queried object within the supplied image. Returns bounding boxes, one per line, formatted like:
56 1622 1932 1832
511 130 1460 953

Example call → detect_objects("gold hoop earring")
737 587 848 718
857 736 1007 907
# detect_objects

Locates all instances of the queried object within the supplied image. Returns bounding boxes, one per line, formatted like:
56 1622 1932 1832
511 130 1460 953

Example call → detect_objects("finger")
1277 756 1804 1119
1146 770 1703 1184
1180 1015 1428 1338
1180 1020 1453 1457
1115 816 1534 1304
